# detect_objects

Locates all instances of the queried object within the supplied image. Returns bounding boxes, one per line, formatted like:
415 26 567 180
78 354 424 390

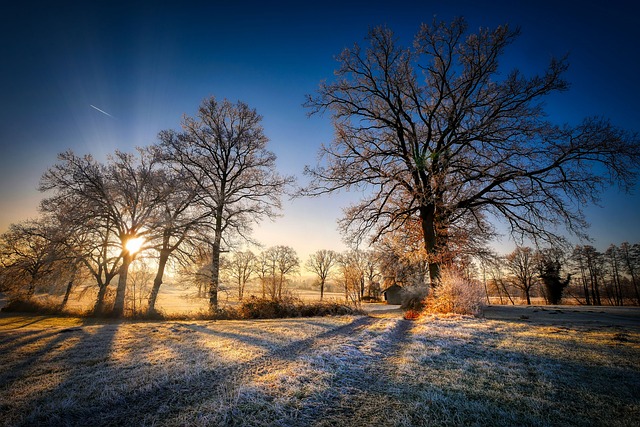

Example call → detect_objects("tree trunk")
209 239 221 311
27 274 37 298
93 281 109 315
320 278 325 300
112 252 133 317
147 249 170 314
419 204 440 285
60 279 73 309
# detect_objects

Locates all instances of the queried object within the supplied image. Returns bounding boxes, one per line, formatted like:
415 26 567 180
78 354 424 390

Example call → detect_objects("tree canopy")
303 18 640 283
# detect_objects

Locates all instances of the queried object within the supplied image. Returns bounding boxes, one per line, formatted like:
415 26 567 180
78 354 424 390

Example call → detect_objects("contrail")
89 104 113 117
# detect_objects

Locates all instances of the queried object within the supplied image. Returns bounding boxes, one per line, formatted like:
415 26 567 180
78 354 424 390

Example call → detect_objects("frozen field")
0 306 638 426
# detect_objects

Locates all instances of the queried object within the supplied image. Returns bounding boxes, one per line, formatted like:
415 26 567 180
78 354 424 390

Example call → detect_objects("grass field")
0 306 638 426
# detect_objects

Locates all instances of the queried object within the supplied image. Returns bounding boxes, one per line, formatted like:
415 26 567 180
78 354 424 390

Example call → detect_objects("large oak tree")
303 18 640 283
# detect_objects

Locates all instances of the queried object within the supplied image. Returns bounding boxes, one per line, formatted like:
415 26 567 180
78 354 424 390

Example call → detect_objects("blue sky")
1 0 639 260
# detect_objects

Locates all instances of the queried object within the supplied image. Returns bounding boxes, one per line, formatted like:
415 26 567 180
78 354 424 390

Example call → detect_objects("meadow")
0 306 638 426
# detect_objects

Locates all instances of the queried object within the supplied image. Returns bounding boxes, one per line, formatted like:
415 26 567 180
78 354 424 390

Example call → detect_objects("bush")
238 296 362 319
400 285 429 312
1 297 62 314
426 269 486 316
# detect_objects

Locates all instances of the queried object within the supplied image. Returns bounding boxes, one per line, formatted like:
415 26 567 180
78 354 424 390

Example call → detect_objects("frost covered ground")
0 307 638 426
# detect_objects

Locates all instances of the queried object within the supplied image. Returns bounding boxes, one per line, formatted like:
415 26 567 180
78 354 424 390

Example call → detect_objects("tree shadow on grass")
0 328 61 351
180 318 348 355
0 315 54 329
5 322 119 427
393 319 640 427
18 316 374 426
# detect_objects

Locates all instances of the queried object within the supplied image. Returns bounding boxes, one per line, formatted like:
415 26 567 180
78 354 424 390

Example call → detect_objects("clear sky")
1 0 639 262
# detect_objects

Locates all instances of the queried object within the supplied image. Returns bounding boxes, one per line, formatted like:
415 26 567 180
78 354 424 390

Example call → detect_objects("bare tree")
146 164 207 314
226 250 256 301
0 219 60 299
619 242 640 304
486 256 515 305
604 245 624 306
303 18 640 284
127 258 154 316
504 246 538 305
40 148 164 316
362 251 381 299
305 249 338 300
160 97 293 311
571 245 604 305
337 250 366 305
256 250 275 299
262 246 299 300
176 245 213 299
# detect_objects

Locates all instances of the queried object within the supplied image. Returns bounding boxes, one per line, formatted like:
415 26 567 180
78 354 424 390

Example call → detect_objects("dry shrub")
1 297 62 314
403 309 421 320
426 269 485 316
238 296 362 319
239 296 300 319
299 301 362 317
1 294 362 320
400 285 429 311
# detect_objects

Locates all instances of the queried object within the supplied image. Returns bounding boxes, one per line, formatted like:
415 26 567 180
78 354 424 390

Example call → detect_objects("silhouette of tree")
537 248 570 304
145 162 208 314
40 148 164 316
304 18 640 284
0 219 60 298
619 242 640 304
504 246 537 305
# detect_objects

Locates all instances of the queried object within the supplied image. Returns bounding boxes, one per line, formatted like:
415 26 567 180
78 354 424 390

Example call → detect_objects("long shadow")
20 316 375 426
248 316 640 427
283 318 412 426
0 328 86 393
9 322 120 427
0 315 53 329
180 318 344 354
180 323 288 352
0 329 66 356
376 319 640 427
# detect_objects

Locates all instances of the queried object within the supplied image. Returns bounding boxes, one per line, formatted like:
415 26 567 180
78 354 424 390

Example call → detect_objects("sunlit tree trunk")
60 263 78 309
93 280 109 314
112 251 133 316
147 247 170 314
419 204 440 285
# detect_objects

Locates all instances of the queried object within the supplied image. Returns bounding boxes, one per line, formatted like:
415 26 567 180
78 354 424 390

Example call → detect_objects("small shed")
381 283 403 305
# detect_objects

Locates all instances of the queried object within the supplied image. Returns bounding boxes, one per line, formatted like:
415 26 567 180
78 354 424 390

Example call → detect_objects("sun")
125 236 145 254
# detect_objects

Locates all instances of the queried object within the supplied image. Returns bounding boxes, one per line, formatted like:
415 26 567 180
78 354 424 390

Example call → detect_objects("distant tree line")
484 243 640 306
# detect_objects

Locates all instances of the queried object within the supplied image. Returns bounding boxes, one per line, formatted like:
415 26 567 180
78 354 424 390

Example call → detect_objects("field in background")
1 306 638 426
53 282 351 316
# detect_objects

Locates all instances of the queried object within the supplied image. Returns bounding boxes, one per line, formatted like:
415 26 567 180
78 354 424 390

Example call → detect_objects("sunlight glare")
125 236 145 254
